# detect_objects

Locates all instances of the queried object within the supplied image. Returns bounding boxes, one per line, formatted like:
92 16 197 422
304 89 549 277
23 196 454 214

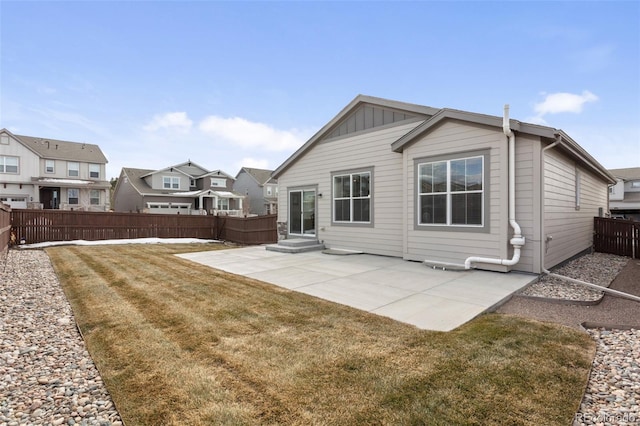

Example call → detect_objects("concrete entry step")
265 238 325 253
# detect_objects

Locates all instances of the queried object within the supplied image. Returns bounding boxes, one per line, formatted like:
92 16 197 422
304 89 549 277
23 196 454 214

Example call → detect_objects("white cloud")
534 90 598 116
199 115 305 151
143 112 193 132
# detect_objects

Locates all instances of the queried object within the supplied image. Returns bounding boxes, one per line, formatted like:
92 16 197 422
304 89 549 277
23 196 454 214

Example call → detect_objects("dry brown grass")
47 243 595 425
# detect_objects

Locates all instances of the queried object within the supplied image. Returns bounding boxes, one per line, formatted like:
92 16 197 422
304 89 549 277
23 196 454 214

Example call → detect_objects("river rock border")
0 250 123 426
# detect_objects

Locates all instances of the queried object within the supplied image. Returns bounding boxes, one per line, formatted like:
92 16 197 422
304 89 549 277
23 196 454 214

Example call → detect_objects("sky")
1 1 639 180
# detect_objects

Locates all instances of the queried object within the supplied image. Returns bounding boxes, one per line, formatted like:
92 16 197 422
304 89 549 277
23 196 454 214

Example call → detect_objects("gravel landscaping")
1 248 638 425
503 251 639 425
0 250 123 426
519 252 630 302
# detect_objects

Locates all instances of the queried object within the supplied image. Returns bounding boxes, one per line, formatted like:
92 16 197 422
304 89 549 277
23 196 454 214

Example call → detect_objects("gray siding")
404 120 511 271
233 172 266 215
149 172 190 191
278 121 420 257
113 171 144 212
543 149 608 269
513 135 541 273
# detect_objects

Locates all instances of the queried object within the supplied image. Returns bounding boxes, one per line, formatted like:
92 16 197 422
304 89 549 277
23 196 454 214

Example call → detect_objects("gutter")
464 105 525 270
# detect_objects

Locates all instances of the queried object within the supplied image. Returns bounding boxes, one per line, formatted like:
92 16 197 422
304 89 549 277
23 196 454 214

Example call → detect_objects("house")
271 95 615 273
609 167 640 221
233 167 278 215
0 128 110 211
113 160 246 215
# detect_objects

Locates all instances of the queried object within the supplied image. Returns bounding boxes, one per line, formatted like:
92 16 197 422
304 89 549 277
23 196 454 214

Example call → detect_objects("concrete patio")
177 246 536 331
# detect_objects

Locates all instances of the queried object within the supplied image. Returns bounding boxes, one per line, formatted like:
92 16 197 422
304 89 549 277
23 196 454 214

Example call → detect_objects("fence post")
0 203 11 253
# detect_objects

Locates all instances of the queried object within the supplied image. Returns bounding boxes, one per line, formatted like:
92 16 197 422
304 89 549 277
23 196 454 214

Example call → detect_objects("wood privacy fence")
1 203 10 253
10 210 277 246
593 217 640 259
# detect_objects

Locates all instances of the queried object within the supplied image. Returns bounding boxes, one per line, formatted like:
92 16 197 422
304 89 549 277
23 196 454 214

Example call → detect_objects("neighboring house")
113 160 245 215
233 167 278 215
0 128 110 211
272 95 615 274
609 167 640 221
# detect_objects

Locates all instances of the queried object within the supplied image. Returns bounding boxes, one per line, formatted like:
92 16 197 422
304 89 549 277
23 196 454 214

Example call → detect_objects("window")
89 163 100 179
267 186 273 196
68 162 79 177
190 179 196 187
163 176 180 189
632 181 640 188
0 156 19 173
90 190 100 205
418 155 483 227
211 178 226 187
333 170 371 223
575 169 581 210
45 160 55 173
217 198 229 210
68 188 79 205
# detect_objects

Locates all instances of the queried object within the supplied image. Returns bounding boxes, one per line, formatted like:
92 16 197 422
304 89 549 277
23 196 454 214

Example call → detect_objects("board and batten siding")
543 149 608 269
277 121 421 257
403 120 512 271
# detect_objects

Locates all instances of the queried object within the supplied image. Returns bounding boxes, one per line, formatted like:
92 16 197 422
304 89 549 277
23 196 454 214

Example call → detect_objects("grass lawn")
46 244 595 425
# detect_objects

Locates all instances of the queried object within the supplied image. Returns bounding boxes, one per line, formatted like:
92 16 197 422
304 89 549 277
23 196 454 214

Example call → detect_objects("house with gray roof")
609 167 640 221
271 95 615 273
233 167 278 216
0 128 110 211
113 160 245 215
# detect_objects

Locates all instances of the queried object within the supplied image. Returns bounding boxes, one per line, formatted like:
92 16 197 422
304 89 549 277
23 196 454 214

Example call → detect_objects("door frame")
288 185 318 238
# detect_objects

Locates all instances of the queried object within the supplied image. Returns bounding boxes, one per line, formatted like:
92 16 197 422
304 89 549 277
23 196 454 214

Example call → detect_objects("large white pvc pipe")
543 270 640 303
465 105 525 270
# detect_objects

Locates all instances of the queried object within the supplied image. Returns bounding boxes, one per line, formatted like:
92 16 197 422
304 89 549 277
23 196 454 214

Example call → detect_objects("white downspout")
465 105 525 269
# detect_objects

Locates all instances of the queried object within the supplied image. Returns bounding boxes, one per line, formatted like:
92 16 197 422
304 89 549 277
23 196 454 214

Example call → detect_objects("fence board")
593 217 639 259
0 203 10 253
9 210 277 246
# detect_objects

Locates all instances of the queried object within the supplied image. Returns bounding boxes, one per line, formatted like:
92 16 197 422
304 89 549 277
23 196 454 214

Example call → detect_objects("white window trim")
0 156 19 174
89 163 100 179
68 161 80 177
210 178 226 187
68 188 79 205
163 176 180 189
90 190 100 205
45 159 55 174
217 198 230 210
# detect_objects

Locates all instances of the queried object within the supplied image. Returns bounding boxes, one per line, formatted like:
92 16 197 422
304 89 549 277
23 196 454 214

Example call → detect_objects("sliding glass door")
289 189 316 236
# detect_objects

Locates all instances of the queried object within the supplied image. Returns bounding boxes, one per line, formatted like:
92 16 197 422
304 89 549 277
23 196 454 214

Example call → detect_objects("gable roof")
609 167 640 181
390 108 556 152
2 129 108 163
394 107 616 185
273 95 614 184
199 169 235 180
119 167 155 196
140 160 210 179
272 95 439 178
236 167 276 185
